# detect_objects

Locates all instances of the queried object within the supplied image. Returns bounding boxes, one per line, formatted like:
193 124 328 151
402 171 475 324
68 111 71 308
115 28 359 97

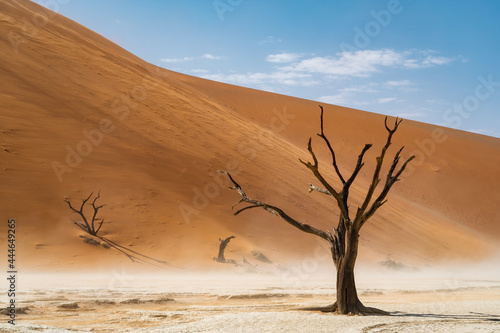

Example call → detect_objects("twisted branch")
354 117 415 229
218 170 333 242
64 192 93 233
317 105 345 185
64 191 106 236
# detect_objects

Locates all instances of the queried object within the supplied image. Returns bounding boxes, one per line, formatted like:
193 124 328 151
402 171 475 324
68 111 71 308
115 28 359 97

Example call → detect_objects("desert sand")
1 0 500 331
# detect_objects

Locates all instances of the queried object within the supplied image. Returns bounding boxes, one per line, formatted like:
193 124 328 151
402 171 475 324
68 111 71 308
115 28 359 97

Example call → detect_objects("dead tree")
64 191 105 236
219 106 414 315
214 235 235 263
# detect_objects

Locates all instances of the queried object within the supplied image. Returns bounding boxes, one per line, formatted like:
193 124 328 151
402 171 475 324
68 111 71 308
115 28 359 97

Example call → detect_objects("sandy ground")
1 0 500 272
1 269 499 332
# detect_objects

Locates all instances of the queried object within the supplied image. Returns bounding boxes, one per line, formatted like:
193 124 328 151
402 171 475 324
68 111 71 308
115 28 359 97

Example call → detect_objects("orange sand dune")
1 0 499 272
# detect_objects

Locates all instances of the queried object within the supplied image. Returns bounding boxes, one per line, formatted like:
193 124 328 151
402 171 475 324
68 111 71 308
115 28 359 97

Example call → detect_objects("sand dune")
0 0 499 274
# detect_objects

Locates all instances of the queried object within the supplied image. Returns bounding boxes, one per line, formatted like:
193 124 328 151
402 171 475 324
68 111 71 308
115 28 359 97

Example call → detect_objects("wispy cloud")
202 53 222 60
319 94 399 108
318 93 352 106
282 49 456 78
266 53 303 63
191 69 209 74
318 92 369 107
383 79 418 92
385 79 411 87
203 71 318 86
403 51 456 69
378 97 397 104
259 36 282 45
397 112 426 118
161 54 222 63
185 49 457 111
339 83 379 93
161 56 194 63
425 99 448 105
283 49 404 77
467 128 500 137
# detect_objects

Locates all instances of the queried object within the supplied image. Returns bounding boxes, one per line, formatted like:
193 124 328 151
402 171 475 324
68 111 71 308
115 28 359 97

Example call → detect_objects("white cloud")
191 69 209 74
385 79 411 87
422 55 454 66
266 53 302 63
339 83 379 93
467 128 500 137
161 57 194 63
383 79 418 92
188 49 457 99
283 49 404 77
378 97 397 104
403 51 455 69
318 91 370 107
425 99 448 105
282 50 457 77
259 36 282 45
161 54 222 63
202 54 222 60
203 71 318 86
318 94 351 106
397 112 426 118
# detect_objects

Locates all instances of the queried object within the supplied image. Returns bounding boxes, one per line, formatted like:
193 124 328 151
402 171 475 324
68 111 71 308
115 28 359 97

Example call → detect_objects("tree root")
316 301 390 316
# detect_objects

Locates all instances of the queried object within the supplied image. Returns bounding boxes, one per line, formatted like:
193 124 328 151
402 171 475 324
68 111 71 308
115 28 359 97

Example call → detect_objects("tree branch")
308 184 332 196
355 117 399 221
354 117 414 228
65 191 106 236
95 219 104 235
345 144 372 188
73 221 89 233
299 139 349 219
64 192 93 232
316 105 346 185
218 170 333 242
90 190 105 234
361 153 415 226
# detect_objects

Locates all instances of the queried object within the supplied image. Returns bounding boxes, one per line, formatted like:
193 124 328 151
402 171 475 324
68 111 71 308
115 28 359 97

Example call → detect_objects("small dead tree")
219 106 414 315
214 235 235 263
64 191 105 236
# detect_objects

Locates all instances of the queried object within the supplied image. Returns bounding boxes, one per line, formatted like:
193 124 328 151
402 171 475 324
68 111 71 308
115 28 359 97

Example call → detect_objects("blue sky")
33 0 500 137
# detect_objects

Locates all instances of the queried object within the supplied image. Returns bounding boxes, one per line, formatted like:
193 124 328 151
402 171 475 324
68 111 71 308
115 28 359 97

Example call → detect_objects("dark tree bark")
214 235 235 263
64 191 105 236
219 105 414 315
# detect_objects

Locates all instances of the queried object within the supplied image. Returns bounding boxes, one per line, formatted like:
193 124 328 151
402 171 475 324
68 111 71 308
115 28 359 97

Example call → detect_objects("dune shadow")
98 236 183 270
391 310 500 322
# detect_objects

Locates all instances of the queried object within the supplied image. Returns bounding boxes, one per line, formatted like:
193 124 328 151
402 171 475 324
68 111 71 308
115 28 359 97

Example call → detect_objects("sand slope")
0 0 499 272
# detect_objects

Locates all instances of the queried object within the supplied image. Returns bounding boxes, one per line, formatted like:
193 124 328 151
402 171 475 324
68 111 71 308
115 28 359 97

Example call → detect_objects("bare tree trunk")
215 236 235 263
218 106 414 315
335 227 361 314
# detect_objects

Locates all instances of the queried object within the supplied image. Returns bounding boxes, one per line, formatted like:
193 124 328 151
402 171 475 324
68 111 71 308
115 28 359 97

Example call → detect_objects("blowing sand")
1 268 499 332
